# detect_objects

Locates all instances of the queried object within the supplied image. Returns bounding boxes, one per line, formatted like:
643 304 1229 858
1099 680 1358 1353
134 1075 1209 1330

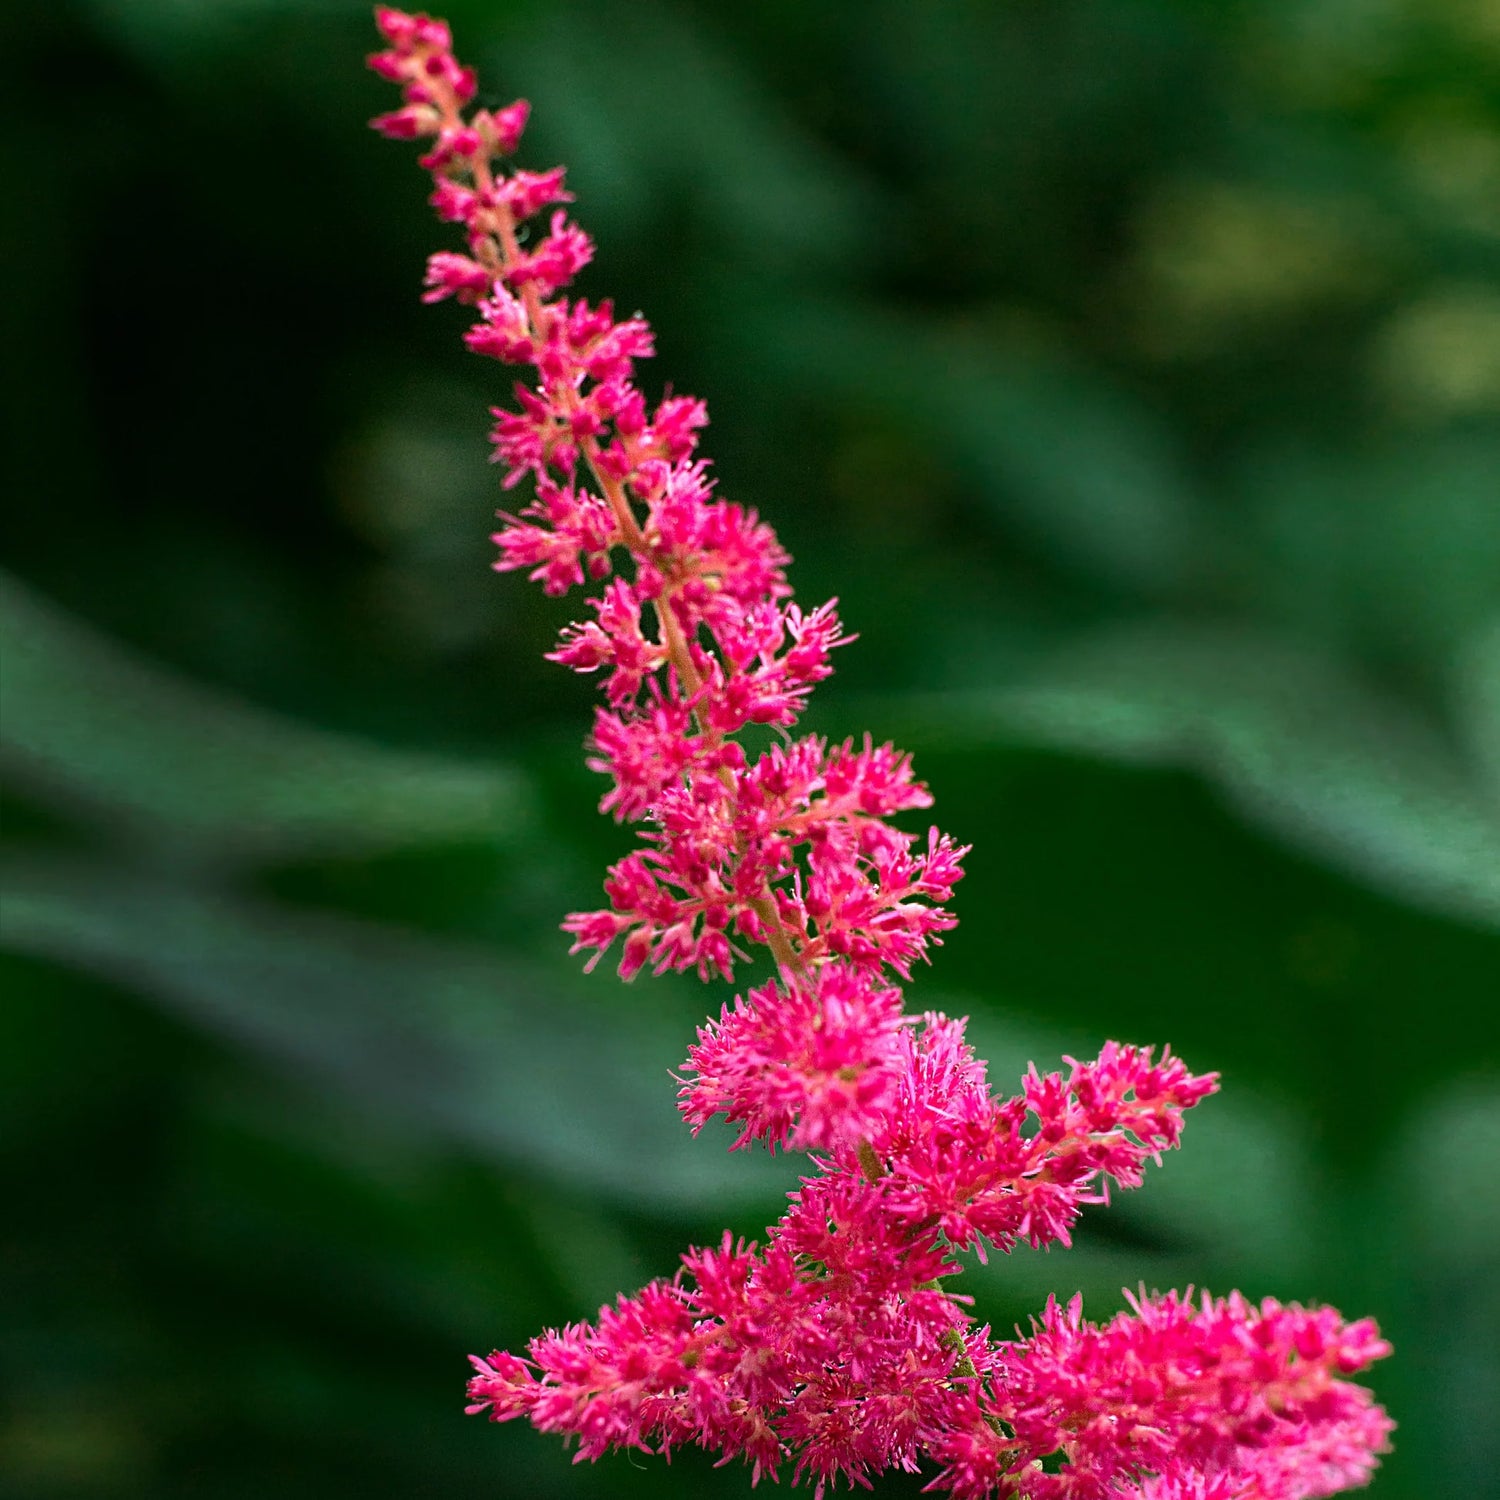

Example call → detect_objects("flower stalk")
366 10 1393 1495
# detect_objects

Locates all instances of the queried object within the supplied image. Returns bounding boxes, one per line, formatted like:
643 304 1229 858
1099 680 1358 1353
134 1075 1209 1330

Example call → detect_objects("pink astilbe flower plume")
367 10 1392 1495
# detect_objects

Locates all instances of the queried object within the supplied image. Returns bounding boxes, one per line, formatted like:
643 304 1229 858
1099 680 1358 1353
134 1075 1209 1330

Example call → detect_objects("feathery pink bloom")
367 11 1392 1495
929 1290 1393 1500
680 961 909 1151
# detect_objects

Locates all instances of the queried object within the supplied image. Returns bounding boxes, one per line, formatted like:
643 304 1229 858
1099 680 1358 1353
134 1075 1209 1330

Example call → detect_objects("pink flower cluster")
469 1280 1391 1500
928 1291 1394 1500
367 10 1393 1496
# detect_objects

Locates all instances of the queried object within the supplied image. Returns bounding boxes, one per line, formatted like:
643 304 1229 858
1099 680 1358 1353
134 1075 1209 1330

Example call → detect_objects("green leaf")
0 573 535 869
0 851 793 1213
875 623 1500 928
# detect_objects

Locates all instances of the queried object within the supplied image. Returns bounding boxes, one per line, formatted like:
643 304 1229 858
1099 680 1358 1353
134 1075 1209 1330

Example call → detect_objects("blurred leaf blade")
0 850 793 1213
878 623 1500 929
0 572 536 868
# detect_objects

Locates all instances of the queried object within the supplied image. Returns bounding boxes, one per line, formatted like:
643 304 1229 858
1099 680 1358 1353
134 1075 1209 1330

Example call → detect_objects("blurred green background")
4 0 1499 1495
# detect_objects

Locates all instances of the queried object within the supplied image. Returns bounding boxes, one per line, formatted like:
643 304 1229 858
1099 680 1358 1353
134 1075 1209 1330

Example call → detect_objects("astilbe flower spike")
366 10 1393 1495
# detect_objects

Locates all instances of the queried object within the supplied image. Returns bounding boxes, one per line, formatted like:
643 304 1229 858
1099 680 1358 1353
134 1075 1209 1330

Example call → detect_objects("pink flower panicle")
368 11 1392 1496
